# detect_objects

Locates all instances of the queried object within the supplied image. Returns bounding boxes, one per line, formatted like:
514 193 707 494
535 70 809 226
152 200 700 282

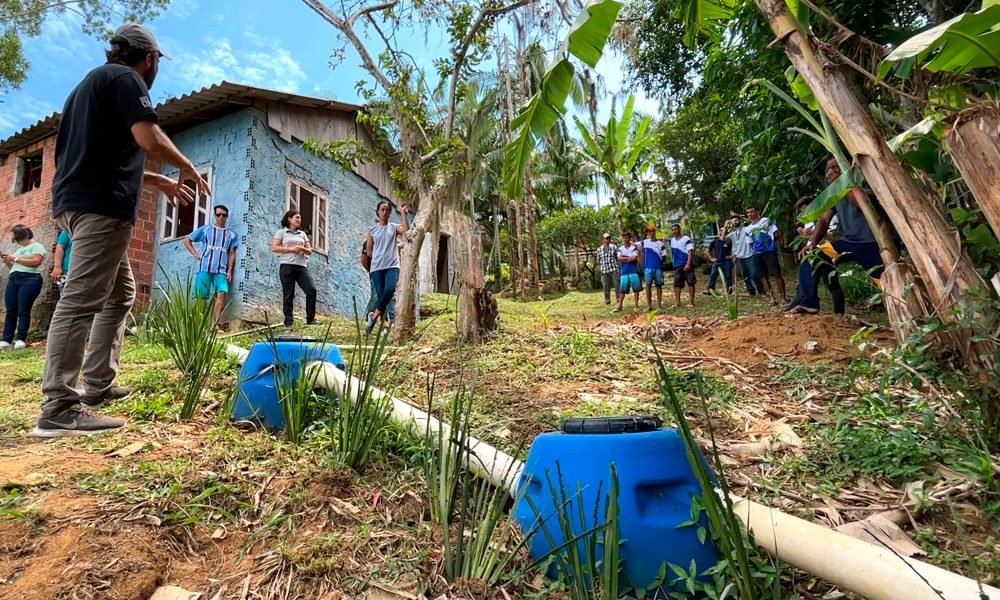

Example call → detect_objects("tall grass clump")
260 323 329 445
522 463 629 599
655 355 783 599
150 271 224 420
422 378 529 584
324 315 394 471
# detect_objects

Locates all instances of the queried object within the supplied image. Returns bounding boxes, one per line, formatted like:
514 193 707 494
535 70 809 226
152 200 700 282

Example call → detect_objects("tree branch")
419 144 451 165
363 13 434 147
443 0 537 138
300 0 395 93
347 0 399 27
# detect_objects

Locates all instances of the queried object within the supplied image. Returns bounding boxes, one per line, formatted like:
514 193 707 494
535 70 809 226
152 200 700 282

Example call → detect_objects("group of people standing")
597 223 697 312
597 157 886 319
708 204 788 306
178 197 408 335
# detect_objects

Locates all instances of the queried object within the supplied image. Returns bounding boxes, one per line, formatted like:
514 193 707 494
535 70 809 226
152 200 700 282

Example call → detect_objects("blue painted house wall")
155 108 383 322
156 110 252 318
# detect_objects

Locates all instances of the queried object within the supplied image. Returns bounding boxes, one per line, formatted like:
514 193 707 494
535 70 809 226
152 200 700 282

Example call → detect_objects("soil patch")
687 313 889 365
0 517 166 600
0 447 109 485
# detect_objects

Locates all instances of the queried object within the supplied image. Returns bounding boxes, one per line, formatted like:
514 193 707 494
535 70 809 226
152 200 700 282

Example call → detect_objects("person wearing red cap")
33 23 211 438
641 224 666 310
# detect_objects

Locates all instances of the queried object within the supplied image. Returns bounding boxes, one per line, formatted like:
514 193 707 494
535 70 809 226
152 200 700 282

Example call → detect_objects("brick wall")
0 133 159 331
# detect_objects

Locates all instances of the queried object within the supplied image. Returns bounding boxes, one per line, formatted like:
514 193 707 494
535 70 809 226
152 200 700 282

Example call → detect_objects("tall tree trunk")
947 106 1000 243
511 202 526 300
457 223 497 341
758 0 987 356
490 197 502 290
525 193 542 297
395 222 427 342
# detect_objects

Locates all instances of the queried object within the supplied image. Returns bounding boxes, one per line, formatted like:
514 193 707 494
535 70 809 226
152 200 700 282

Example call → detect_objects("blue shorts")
619 273 642 293
644 268 664 287
194 271 230 298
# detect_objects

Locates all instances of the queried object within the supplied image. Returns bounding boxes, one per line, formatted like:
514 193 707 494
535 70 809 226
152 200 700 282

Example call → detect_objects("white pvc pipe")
307 360 524 491
223 343 522 491
733 495 1000 600
223 343 999 600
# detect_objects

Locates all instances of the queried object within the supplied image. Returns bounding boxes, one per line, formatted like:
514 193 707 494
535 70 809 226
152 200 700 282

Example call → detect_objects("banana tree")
574 93 657 233
676 0 989 356
502 0 624 199
878 1 1000 269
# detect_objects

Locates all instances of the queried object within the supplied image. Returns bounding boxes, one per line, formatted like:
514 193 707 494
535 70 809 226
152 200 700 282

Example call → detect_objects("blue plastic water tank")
232 337 345 429
513 418 719 593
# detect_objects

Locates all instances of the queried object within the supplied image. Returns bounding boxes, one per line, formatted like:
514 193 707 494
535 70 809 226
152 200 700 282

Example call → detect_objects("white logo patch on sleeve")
140 96 152 108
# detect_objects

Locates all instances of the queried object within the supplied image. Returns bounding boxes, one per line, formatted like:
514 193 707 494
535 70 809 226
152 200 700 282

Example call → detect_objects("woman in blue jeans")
2 225 47 350
365 200 409 332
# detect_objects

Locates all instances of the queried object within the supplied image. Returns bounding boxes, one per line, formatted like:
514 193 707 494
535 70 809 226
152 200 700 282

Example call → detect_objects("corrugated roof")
0 113 60 157
0 81 367 156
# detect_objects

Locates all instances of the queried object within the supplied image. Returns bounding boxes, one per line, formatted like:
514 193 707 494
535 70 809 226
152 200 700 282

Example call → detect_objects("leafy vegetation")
148 271 225 420
0 0 169 91
1 292 999 596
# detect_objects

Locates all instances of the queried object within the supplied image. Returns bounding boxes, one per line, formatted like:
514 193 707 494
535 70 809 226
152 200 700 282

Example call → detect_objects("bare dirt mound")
688 313 888 365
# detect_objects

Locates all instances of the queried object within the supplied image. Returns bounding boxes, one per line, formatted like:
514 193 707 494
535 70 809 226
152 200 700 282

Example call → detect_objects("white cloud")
166 0 199 19
26 9 99 68
0 95 60 139
171 33 308 93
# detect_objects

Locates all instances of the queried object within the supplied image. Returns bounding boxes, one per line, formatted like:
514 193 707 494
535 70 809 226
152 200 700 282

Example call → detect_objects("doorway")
436 234 450 294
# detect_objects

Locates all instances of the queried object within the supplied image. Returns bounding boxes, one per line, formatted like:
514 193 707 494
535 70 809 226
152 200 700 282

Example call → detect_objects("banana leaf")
879 5 1000 78
502 0 622 199
800 167 863 223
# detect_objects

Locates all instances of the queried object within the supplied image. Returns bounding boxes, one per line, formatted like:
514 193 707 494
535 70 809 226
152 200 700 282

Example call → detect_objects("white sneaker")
0 341 10 351
13 341 26 350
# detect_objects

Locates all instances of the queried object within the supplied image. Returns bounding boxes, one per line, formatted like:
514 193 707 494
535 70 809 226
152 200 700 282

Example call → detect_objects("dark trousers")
707 261 734 292
370 268 400 316
736 257 765 295
4 272 43 343
601 271 617 303
279 264 316 326
798 239 883 311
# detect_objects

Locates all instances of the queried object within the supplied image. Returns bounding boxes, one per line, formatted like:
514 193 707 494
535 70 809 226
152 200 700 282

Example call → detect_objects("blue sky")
0 0 658 142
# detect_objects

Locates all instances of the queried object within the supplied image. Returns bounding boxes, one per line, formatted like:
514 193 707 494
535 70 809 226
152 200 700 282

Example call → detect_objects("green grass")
0 291 990 596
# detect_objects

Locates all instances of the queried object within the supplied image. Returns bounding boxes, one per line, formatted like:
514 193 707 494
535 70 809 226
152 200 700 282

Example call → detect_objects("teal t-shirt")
10 242 46 274
57 230 72 271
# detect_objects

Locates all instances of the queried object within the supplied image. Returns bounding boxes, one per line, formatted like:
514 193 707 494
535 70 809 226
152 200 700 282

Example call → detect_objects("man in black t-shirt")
33 23 212 438
705 233 733 295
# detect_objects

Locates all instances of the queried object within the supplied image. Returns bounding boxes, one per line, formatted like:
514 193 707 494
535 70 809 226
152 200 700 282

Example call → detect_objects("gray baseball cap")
113 23 169 59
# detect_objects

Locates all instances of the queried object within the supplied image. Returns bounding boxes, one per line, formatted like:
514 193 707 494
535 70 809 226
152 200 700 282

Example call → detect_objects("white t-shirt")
729 229 754 259
369 223 401 272
801 215 839 236
273 228 309 266
669 235 694 268
618 243 640 275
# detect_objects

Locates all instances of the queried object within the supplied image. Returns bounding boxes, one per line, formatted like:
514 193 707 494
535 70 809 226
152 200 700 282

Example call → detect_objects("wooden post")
757 0 987 353
947 105 1000 239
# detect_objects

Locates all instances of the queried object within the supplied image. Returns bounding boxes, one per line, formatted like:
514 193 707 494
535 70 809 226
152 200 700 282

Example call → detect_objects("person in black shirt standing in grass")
33 23 211 438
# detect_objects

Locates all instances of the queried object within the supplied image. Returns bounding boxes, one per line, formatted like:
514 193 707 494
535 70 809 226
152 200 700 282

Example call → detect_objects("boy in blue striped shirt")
184 205 238 324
